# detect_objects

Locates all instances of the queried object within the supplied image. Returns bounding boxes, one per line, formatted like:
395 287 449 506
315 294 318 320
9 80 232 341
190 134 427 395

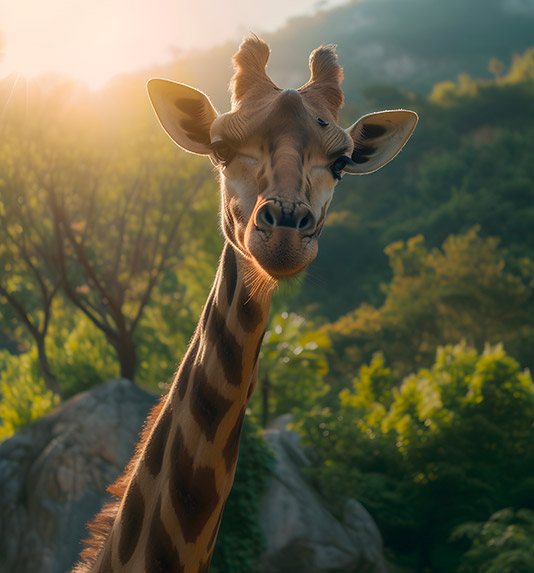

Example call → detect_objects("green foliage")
327 228 534 379
301 48 534 319
135 232 221 392
250 311 331 426
47 313 119 399
211 416 276 573
0 74 219 385
295 344 534 572
453 508 534 573
430 48 534 106
0 349 59 441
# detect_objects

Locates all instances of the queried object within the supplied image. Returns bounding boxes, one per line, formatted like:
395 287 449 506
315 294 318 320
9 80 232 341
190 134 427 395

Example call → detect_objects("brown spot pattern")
144 407 171 478
177 335 200 401
223 245 238 307
118 480 145 565
170 427 221 544
146 498 184 573
223 411 245 473
208 306 243 387
237 284 263 332
190 365 232 443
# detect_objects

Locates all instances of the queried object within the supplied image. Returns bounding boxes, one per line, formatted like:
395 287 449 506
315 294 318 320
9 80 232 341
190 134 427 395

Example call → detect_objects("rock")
0 384 387 573
0 379 156 573
259 415 387 573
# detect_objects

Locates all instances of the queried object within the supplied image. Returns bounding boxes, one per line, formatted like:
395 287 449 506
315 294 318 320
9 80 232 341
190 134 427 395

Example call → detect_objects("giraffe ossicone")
73 36 417 572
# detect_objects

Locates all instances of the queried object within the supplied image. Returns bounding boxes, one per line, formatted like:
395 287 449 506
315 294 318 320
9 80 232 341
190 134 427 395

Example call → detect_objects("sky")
0 0 348 90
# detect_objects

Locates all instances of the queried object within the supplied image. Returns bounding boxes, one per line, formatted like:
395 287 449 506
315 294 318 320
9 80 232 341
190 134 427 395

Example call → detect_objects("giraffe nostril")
296 207 316 233
256 202 279 230
264 210 275 226
298 215 310 231
256 200 316 234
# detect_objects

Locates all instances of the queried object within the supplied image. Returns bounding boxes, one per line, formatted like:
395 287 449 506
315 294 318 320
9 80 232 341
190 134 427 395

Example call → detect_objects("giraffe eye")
211 141 234 165
330 156 350 179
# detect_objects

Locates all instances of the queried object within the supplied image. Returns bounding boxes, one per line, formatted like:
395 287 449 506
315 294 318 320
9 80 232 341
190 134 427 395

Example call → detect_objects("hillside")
175 0 534 109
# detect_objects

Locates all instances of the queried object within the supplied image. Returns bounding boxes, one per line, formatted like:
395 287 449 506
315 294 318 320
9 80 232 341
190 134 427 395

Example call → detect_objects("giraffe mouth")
246 225 318 279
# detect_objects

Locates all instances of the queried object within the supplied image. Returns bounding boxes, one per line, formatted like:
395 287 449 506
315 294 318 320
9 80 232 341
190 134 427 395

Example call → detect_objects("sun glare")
1 0 181 90
1 0 349 91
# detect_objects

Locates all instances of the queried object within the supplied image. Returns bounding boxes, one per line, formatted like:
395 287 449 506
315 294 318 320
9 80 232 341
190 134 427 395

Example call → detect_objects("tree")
326 228 534 379
0 113 62 395
453 508 534 573
0 78 216 383
295 343 534 572
44 133 211 381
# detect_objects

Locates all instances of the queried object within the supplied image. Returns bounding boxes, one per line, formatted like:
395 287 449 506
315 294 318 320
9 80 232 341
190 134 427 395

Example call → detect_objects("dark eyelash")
330 156 350 179
211 141 234 165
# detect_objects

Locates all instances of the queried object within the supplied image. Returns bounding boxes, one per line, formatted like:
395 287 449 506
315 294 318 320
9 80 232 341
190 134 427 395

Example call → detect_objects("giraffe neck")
93 243 272 573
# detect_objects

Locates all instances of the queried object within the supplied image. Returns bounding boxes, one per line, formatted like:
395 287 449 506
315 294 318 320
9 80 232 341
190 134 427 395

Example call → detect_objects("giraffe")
72 36 417 572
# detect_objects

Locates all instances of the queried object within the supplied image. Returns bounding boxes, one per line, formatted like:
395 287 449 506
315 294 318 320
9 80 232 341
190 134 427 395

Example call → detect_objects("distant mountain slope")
177 0 534 108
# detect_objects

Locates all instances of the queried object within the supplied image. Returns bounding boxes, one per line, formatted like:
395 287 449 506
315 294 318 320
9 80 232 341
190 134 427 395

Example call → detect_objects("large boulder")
260 415 387 573
0 379 156 573
0 382 387 573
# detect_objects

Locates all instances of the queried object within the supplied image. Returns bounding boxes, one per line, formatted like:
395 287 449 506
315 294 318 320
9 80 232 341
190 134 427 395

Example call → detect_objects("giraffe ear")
147 79 219 155
343 110 418 175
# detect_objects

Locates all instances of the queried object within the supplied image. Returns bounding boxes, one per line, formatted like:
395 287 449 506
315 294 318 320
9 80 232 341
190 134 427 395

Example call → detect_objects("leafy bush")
453 508 534 573
249 311 330 427
48 313 118 399
295 343 534 572
211 416 276 572
0 349 59 441
326 228 534 379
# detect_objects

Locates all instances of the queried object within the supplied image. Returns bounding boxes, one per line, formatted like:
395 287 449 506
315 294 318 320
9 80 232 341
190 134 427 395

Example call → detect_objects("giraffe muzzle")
254 199 317 235
247 199 319 279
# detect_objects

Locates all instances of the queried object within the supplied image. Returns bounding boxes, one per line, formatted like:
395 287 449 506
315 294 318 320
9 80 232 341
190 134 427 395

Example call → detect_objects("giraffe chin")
247 226 318 280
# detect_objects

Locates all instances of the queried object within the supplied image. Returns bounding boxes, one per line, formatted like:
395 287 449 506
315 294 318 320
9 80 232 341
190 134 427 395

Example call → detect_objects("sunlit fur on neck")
242 261 278 304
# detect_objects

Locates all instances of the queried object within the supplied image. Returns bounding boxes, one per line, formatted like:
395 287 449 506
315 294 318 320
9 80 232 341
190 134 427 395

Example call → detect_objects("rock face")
0 382 386 573
260 415 387 573
0 379 156 573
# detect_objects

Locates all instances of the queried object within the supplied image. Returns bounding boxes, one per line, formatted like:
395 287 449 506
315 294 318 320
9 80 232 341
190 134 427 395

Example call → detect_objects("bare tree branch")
0 284 38 337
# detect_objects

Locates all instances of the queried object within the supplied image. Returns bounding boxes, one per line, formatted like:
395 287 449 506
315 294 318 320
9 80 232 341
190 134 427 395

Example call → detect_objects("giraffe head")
148 36 417 282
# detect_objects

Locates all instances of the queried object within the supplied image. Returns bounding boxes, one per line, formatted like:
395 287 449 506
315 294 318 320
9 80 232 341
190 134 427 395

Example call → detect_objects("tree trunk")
114 333 137 382
35 335 62 398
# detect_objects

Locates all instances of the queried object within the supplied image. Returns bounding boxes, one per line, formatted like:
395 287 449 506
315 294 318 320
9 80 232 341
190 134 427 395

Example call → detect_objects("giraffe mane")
72 396 167 571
